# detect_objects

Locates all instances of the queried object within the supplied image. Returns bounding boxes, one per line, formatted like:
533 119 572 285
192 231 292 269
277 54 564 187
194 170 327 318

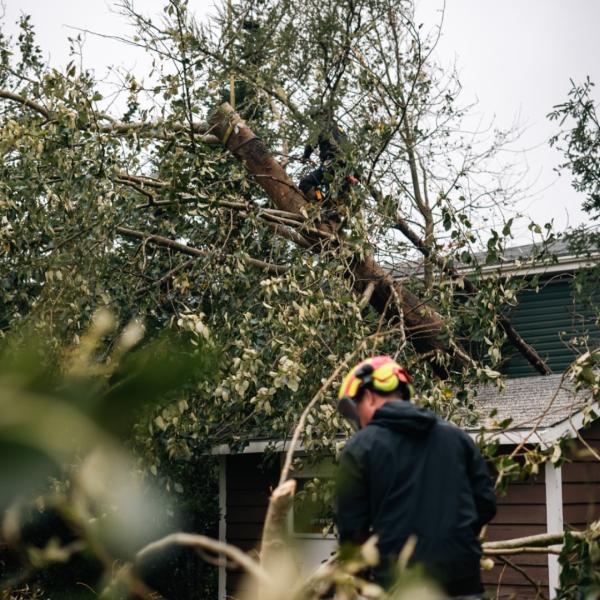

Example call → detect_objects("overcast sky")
3 0 600 241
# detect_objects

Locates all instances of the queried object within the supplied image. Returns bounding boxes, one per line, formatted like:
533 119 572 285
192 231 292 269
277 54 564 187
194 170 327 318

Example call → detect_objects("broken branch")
136 532 273 588
116 226 288 275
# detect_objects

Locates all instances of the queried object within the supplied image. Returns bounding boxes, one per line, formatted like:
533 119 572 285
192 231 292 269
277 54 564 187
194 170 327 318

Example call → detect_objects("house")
214 242 600 600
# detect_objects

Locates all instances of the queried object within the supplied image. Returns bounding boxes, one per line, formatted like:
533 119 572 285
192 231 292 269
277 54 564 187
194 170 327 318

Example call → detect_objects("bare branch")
496 555 550 600
136 532 273 587
134 257 197 296
259 479 296 568
483 520 600 550
484 546 561 556
0 89 50 119
358 281 375 310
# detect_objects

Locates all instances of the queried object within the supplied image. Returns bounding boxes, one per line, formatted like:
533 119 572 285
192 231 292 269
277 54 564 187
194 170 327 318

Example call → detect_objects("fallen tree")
0 82 552 375
208 102 550 375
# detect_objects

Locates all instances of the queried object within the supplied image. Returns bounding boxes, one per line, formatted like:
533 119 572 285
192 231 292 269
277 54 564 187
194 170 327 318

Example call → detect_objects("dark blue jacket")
335 401 496 590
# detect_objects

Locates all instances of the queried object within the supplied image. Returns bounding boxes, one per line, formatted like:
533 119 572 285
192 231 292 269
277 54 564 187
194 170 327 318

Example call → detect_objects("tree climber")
335 356 496 598
298 117 359 221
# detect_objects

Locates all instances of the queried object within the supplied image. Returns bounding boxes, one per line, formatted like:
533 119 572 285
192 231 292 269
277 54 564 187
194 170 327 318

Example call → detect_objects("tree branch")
99 119 219 144
134 257 197 296
0 88 219 143
483 520 600 550
0 89 50 119
115 226 288 275
136 532 273 588
484 546 561 556
369 185 552 375
496 555 549 600
259 479 296 568
209 102 470 374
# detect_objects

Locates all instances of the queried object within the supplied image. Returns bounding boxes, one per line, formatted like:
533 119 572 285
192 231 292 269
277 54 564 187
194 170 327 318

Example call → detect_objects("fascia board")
211 407 595 455
211 439 296 455
455 254 599 279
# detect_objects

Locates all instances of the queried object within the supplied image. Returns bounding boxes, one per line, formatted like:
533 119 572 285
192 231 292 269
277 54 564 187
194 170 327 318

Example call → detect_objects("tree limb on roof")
209 102 470 374
369 186 552 376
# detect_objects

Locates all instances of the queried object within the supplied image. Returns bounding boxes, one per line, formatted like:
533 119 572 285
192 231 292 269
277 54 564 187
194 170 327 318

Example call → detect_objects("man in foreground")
335 356 496 598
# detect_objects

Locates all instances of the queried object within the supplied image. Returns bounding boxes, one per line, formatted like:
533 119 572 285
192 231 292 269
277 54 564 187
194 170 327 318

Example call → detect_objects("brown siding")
225 454 279 598
562 420 600 530
223 424 600 599
224 453 550 599
484 422 600 598
483 469 549 599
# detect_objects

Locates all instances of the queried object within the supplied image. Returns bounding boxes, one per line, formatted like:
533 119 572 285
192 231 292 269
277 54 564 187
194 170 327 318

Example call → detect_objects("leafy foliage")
0 0 549 461
0 311 220 598
549 79 600 329
558 528 600 600
549 78 600 219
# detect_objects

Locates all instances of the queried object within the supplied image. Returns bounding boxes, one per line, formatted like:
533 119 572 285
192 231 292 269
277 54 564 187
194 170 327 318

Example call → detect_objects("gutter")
211 406 593 455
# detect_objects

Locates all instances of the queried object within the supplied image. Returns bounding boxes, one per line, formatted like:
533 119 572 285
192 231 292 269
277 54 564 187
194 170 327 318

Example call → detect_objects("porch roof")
212 375 595 454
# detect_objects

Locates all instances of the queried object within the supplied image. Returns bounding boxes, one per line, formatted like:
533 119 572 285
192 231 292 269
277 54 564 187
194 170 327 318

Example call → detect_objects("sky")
3 0 600 241
416 0 600 238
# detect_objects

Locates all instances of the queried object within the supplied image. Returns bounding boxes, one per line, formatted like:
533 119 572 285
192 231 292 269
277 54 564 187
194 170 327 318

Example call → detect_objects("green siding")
502 277 600 378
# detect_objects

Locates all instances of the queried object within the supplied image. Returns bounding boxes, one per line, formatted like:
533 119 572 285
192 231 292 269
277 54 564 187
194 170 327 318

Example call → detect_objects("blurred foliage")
0 311 220 598
558 526 600 600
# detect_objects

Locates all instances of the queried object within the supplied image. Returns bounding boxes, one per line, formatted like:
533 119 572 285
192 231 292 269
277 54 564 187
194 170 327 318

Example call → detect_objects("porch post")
218 455 227 600
545 461 563 599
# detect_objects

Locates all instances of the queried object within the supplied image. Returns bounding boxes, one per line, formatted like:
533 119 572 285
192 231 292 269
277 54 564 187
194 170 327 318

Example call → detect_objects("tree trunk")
209 103 467 373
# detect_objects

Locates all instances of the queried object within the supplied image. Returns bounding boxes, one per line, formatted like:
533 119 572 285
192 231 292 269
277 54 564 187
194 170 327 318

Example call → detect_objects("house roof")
469 374 590 431
212 375 596 455
466 374 595 445
387 239 598 279
471 240 571 265
462 239 600 278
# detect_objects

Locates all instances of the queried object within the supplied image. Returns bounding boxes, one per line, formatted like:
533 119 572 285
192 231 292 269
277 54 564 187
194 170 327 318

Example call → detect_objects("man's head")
337 356 414 429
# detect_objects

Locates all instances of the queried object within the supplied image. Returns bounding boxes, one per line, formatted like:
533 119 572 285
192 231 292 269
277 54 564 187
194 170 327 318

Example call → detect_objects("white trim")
454 253 600 279
545 462 564 599
477 409 589 446
391 253 600 282
212 439 297 455
218 455 227 600
211 409 591 455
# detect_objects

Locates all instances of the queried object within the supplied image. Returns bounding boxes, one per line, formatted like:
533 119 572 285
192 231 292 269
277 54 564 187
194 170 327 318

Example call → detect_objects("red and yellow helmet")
337 356 414 429
338 355 414 403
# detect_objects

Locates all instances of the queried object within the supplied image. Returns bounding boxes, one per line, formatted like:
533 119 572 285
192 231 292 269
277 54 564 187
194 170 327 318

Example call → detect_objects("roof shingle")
468 374 591 432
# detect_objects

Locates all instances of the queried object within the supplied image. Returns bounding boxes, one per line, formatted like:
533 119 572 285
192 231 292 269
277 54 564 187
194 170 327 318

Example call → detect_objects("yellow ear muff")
371 362 399 393
338 366 362 401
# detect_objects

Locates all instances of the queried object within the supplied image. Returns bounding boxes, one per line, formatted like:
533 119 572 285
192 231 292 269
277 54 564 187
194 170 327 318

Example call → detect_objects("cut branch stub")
209 103 468 373
260 479 297 569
